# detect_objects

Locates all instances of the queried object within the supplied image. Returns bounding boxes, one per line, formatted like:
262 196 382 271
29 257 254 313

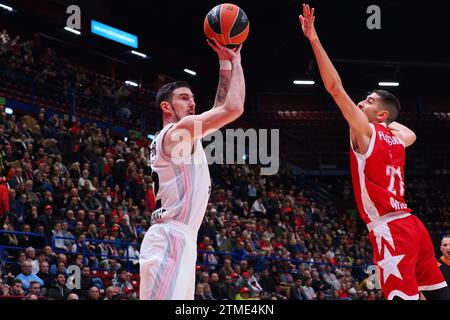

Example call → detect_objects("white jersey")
149 123 211 233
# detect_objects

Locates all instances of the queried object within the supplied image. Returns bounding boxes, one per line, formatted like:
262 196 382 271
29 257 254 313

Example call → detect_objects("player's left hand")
299 3 318 41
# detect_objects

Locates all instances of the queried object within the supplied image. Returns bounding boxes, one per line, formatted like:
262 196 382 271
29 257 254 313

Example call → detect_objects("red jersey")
350 123 412 225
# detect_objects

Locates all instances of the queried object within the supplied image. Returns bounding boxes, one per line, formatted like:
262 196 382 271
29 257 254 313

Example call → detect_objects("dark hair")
372 89 401 123
116 267 127 277
55 272 66 279
155 81 191 108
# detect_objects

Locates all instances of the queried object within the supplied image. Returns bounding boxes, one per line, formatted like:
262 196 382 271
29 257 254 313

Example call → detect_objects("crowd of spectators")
0 29 448 301
0 28 156 130
0 98 383 300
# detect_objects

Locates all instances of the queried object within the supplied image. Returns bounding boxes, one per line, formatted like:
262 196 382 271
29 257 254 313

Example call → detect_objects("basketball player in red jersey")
299 4 450 300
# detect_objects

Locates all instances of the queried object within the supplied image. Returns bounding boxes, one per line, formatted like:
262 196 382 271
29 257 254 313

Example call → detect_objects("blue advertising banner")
91 20 138 48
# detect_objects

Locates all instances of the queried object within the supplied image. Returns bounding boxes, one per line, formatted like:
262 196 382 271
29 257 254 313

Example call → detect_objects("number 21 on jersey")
386 165 405 196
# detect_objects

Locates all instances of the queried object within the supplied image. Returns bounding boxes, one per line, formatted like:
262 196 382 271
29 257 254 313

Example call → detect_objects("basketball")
204 3 250 48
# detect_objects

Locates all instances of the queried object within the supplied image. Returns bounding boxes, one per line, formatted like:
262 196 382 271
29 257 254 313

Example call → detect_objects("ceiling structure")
4 0 450 96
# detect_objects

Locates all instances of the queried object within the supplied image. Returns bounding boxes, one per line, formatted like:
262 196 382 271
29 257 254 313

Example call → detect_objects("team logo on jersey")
150 140 157 164
151 208 167 225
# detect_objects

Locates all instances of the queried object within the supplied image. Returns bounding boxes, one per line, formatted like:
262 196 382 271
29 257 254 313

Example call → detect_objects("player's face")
169 87 196 121
441 238 450 258
357 93 389 123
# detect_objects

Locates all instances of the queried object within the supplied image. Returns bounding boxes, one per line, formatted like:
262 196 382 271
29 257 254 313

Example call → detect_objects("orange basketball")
204 3 250 48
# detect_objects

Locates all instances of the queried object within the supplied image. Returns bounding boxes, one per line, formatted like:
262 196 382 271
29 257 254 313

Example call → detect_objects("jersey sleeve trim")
350 123 377 160
157 124 175 162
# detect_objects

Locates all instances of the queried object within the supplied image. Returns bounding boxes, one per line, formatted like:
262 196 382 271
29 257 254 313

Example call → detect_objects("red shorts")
368 213 447 300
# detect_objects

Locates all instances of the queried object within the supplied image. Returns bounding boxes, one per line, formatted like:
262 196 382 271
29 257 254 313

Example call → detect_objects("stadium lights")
64 27 81 35
125 80 139 87
5 107 13 115
184 68 197 76
378 81 400 87
131 50 147 58
0 3 13 11
293 80 315 85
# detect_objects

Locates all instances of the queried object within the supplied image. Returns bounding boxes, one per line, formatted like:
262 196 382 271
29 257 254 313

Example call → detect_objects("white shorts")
139 219 197 300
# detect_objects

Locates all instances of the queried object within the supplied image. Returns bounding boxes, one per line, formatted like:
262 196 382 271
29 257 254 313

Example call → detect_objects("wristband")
219 60 232 70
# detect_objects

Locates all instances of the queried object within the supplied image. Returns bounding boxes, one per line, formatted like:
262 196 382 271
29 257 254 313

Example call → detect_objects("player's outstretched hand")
207 38 242 63
299 3 318 41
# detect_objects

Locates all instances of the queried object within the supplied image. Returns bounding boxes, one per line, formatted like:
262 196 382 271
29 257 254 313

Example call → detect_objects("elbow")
326 82 343 97
226 101 244 118
409 132 417 144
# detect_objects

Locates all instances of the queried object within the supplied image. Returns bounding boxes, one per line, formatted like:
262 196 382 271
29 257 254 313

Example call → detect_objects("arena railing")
0 230 48 264
49 236 140 272
0 67 152 132
197 249 370 273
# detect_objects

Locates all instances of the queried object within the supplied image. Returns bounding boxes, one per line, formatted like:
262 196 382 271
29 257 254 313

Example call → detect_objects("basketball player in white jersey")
139 39 245 300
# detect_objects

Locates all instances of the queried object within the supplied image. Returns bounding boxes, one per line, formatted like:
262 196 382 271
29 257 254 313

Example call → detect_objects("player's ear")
377 110 389 122
160 101 171 114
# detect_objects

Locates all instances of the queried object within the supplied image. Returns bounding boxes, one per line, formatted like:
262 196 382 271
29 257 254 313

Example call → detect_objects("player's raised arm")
388 121 417 147
299 4 372 139
169 44 245 141
207 38 232 109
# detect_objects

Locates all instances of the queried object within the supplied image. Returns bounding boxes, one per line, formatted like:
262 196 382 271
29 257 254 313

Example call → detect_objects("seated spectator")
259 268 277 294
29 280 43 297
218 258 234 280
203 244 219 271
104 286 119 300
52 221 70 252
87 286 100 300
301 277 317 300
194 283 208 300
60 220 76 248
321 264 341 291
45 273 71 300
36 261 54 289
43 246 57 266
202 282 215 300
25 246 39 273
78 170 96 192
38 204 56 239
15 260 44 290
246 267 263 294
1 222 19 247
251 197 267 217
235 287 253 300
8 251 28 276
67 293 79 300
74 265 94 299
290 278 303 300
23 293 39 300
50 253 67 274
208 273 222 299
216 228 233 252
218 274 237 300
8 279 25 297
111 267 133 294
17 225 34 248
127 236 140 267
